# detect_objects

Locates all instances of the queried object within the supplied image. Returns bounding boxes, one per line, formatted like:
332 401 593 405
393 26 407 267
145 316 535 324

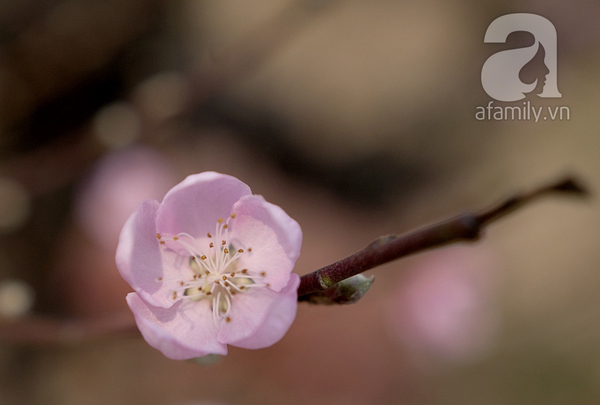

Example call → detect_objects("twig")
298 176 588 298
0 312 137 346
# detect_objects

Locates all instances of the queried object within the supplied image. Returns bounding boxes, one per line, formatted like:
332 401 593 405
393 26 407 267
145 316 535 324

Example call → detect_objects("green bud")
301 274 375 305
189 353 221 366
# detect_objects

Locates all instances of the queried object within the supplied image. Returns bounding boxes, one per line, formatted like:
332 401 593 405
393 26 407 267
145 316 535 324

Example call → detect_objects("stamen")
163 216 267 324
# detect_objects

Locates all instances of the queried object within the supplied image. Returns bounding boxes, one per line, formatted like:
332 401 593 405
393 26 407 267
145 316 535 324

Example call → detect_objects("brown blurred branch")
189 0 336 104
298 176 589 298
0 311 137 346
0 0 335 197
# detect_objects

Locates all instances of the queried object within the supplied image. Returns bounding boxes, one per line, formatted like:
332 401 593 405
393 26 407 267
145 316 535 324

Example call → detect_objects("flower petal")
156 172 251 251
117 200 189 308
230 195 302 291
127 293 227 359
217 274 300 348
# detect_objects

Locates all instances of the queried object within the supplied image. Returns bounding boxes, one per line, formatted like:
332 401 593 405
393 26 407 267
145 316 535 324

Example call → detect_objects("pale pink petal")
156 172 251 247
229 195 302 291
116 200 194 308
228 274 300 349
127 293 227 359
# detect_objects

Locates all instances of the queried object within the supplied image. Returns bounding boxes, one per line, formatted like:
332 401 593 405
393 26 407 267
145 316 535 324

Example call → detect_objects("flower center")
155 213 268 324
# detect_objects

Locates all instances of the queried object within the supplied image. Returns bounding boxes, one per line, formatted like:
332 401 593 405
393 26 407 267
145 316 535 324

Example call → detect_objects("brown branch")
298 176 589 298
0 312 137 346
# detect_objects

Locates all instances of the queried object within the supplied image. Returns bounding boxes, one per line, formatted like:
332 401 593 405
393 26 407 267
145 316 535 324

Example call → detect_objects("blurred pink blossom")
75 146 177 250
386 246 500 364
116 172 302 359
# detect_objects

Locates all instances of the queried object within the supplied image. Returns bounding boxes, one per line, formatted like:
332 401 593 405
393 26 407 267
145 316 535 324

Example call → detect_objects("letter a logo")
481 13 562 102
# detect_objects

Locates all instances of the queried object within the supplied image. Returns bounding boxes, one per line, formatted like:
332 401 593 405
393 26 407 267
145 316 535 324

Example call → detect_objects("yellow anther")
207 232 212 238
173 236 179 241
224 248 229 254
223 224 228 229
200 255 207 260
156 233 162 239
218 218 223 223
209 242 214 248
231 213 236 218
238 249 244 253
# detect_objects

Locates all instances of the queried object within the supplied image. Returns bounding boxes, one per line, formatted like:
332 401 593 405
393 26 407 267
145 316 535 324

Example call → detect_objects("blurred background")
1 0 599 404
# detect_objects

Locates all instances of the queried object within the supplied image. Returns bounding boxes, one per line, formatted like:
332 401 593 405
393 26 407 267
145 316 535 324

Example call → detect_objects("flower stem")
298 176 588 298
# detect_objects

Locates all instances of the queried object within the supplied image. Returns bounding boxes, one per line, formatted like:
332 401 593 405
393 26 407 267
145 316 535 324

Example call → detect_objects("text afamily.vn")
475 101 571 122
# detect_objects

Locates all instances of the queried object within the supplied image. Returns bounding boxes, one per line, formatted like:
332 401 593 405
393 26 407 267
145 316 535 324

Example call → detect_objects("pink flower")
386 247 500 363
116 172 302 359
